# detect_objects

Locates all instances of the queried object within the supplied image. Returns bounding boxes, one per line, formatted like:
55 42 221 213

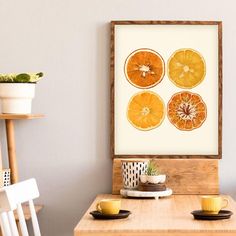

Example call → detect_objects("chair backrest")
0 178 41 236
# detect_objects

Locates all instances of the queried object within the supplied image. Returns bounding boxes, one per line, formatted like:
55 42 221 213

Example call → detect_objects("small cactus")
146 160 159 176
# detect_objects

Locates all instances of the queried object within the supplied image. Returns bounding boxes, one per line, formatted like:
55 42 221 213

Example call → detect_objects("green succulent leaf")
36 72 43 77
15 74 31 83
0 72 44 83
146 160 159 176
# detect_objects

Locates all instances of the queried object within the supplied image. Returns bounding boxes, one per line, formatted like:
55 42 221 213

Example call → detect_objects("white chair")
0 178 41 236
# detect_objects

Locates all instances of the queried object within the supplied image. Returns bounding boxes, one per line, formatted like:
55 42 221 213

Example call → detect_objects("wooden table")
74 194 236 236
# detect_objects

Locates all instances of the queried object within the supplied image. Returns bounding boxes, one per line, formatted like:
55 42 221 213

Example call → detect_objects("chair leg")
29 200 41 236
0 212 11 236
16 222 22 236
16 204 28 236
7 212 19 236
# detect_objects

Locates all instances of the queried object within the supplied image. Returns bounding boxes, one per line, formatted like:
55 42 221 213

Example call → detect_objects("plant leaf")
14 74 31 83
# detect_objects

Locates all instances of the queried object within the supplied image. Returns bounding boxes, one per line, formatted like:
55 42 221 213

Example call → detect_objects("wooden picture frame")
110 21 222 159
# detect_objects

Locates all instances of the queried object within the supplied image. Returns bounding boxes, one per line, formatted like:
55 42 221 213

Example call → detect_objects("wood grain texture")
114 155 220 159
110 22 115 158
112 159 219 194
0 114 44 120
111 20 222 25
76 233 236 236
5 119 18 183
0 147 3 187
218 22 223 158
138 182 166 192
74 194 236 236
110 21 222 159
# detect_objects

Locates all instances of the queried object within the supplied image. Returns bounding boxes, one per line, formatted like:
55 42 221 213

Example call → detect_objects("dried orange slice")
168 49 206 88
127 91 165 131
124 49 165 89
167 91 207 131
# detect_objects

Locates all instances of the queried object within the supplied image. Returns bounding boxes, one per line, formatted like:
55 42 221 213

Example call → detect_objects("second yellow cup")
201 196 229 214
96 199 121 215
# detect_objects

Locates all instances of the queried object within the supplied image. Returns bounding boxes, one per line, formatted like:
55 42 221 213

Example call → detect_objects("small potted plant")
140 160 166 184
0 72 43 114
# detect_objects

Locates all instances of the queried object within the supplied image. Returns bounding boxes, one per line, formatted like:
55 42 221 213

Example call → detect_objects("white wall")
0 0 234 235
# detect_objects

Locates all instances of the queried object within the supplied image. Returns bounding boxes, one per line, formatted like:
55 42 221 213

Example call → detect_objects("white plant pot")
158 174 166 184
0 83 35 114
147 174 166 184
140 174 148 183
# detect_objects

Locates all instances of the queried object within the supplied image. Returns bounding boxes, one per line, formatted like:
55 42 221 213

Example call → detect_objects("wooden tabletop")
74 194 236 236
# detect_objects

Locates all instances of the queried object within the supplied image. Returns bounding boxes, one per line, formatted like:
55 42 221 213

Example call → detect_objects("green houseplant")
0 72 44 114
140 160 166 184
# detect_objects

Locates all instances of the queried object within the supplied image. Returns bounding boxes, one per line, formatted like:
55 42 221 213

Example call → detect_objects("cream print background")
114 24 219 155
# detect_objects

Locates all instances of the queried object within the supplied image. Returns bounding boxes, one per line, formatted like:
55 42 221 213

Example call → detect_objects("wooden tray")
120 188 172 198
138 182 166 192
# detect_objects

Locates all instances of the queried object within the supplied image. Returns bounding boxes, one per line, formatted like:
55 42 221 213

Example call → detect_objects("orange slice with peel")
127 91 165 131
124 48 165 89
168 48 206 89
167 91 207 131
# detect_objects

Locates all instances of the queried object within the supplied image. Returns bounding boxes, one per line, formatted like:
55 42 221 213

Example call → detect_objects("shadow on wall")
95 22 112 170
73 22 112 220
36 22 113 236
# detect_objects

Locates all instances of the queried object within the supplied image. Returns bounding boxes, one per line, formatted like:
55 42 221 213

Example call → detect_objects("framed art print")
110 21 222 159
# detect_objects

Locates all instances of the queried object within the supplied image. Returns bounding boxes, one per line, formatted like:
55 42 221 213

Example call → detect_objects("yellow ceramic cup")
96 199 121 215
201 196 229 214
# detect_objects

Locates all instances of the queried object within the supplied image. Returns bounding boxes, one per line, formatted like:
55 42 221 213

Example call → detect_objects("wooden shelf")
14 204 43 221
0 114 44 120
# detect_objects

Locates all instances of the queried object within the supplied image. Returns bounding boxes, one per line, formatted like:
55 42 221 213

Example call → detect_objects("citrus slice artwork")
127 91 165 131
167 91 207 131
168 48 206 89
124 48 165 89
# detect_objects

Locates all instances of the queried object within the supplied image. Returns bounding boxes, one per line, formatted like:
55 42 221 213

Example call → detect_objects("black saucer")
191 210 233 220
90 210 131 220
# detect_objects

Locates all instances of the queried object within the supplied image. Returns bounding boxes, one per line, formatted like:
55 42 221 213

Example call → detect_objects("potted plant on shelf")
0 72 44 114
140 160 166 184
